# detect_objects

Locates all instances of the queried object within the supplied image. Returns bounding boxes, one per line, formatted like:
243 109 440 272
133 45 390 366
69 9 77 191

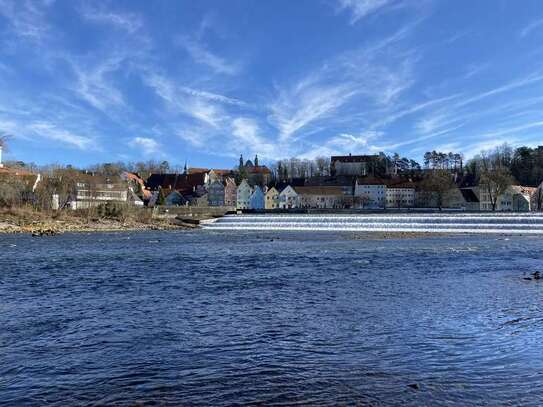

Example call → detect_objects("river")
1 225 543 405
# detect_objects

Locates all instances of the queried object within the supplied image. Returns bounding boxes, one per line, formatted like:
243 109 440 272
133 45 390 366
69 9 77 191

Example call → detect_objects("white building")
296 186 346 209
278 185 299 209
354 178 386 208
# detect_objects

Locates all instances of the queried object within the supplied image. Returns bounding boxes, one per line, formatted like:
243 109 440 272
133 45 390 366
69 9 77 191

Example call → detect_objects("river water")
1 224 543 405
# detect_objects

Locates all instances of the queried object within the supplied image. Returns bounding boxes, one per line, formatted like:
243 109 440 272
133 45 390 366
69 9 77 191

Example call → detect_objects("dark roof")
460 188 479 203
331 154 381 163
455 173 478 188
247 165 271 174
294 186 344 196
146 173 207 192
305 175 354 186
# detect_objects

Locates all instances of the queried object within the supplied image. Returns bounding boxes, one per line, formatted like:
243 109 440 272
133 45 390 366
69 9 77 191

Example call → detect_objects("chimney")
0 145 3 168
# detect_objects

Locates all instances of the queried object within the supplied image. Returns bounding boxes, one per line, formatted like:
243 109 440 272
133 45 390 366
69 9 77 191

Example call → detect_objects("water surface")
1 230 543 405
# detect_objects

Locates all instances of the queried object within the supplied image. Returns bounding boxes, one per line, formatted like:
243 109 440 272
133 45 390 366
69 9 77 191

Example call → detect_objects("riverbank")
0 208 197 235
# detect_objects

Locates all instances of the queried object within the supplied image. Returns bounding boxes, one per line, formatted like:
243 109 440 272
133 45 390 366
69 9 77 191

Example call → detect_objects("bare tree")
477 147 514 211
421 169 456 209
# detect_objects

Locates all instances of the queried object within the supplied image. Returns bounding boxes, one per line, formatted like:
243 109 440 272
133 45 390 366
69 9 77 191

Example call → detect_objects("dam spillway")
202 213 543 234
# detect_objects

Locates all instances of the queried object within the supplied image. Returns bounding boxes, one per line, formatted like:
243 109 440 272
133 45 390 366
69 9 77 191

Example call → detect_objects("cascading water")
202 213 543 234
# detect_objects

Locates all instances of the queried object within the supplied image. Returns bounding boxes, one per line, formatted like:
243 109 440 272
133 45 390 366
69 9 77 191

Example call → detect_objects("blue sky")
1 0 543 168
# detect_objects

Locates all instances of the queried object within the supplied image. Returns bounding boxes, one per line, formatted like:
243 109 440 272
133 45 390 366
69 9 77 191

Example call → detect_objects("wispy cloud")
79 4 143 33
268 26 417 143
231 117 277 158
519 18 543 38
131 137 161 155
177 37 240 75
336 0 392 24
28 122 94 149
0 0 50 42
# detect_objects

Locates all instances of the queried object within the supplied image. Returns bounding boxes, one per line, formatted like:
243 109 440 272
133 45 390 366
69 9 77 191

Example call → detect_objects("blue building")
249 186 265 210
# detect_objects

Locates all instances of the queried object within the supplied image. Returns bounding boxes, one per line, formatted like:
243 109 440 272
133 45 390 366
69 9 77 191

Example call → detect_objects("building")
265 187 280 210
240 155 272 186
187 186 209 207
295 186 346 209
224 177 237 207
533 182 543 211
236 179 252 209
70 175 128 210
121 171 148 206
146 172 208 194
164 190 188 206
208 169 235 184
354 178 386 208
511 186 537 211
249 185 265 209
278 185 299 209
330 153 390 177
439 187 480 210
385 182 415 208
478 185 536 211
208 180 225 206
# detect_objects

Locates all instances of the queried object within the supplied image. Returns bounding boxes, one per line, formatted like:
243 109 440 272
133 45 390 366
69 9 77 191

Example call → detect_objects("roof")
331 154 380 163
294 186 345 196
146 172 207 191
0 166 34 176
460 188 479 203
511 185 537 195
356 177 387 186
305 175 354 187
247 165 271 174
122 171 145 186
210 169 234 176
187 168 210 174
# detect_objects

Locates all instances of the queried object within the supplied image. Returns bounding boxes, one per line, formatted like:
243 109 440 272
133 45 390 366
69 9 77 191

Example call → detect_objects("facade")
164 190 188 206
354 178 386 208
224 177 237 207
240 155 272 186
385 184 415 208
249 186 265 209
478 185 536 211
236 179 252 209
295 186 345 209
208 169 235 185
440 187 480 210
71 175 128 210
278 185 299 209
265 187 280 210
207 180 225 206
533 182 543 211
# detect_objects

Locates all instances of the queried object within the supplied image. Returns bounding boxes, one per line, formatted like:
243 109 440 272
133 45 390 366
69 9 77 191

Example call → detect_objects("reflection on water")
1 230 543 405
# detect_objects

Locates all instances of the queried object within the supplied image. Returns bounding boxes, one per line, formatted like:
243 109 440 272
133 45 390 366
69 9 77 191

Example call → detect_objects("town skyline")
2 1 543 168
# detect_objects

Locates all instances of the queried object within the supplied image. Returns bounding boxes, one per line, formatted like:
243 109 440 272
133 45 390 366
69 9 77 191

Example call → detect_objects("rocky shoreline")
0 211 203 235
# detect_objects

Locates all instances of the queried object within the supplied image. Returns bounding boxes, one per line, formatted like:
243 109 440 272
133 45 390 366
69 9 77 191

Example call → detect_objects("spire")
239 154 244 169
254 154 259 167
183 160 187 175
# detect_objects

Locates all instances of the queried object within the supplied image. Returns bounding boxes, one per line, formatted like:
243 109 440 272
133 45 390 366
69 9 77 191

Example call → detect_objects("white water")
203 213 543 234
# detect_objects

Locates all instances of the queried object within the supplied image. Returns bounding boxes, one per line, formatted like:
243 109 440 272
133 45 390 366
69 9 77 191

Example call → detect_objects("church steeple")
183 160 187 175
254 154 259 167
239 154 244 169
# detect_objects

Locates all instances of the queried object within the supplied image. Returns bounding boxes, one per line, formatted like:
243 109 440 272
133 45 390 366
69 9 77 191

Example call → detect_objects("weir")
202 213 543 234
